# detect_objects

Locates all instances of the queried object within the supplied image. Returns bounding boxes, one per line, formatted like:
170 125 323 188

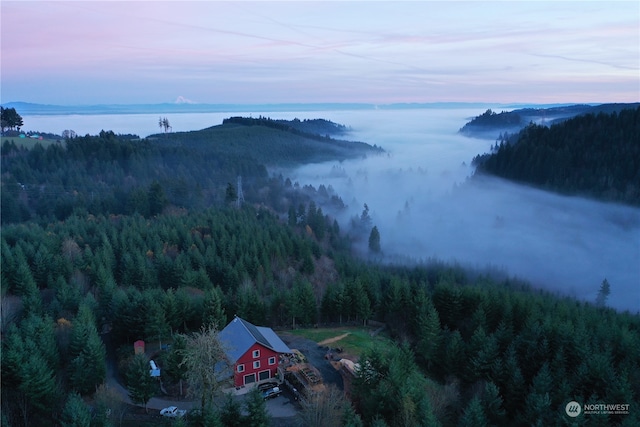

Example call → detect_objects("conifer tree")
125 353 157 412
414 290 441 369
19 350 59 414
244 387 270 427
220 393 243 427
596 278 611 307
60 392 91 427
164 334 188 395
481 382 506 426
457 397 487 427
68 304 106 394
368 225 381 253
203 286 227 329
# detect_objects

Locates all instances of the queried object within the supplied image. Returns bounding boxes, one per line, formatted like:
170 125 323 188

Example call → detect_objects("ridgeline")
473 107 640 206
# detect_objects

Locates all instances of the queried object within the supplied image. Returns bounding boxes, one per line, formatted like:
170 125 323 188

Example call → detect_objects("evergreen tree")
147 181 167 216
12 253 43 314
457 397 487 427
203 286 227 329
481 382 506 426
68 304 106 394
59 392 91 427
165 334 188 396
342 403 364 427
595 278 611 307
144 295 170 350
18 350 59 414
244 387 270 427
346 279 371 325
1 324 26 388
287 205 297 226
220 393 243 427
125 353 158 412
1 107 24 132
368 226 381 253
414 290 441 369
225 182 237 204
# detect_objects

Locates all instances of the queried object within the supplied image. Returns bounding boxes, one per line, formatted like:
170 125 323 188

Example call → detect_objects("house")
218 316 292 387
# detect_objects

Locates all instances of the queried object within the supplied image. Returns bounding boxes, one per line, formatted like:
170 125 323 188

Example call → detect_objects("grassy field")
286 326 396 358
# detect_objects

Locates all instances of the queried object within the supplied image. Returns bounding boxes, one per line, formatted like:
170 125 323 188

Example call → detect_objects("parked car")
160 406 187 418
262 386 282 400
258 382 279 392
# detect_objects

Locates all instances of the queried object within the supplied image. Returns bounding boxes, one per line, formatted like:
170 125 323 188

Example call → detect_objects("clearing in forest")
317 332 350 346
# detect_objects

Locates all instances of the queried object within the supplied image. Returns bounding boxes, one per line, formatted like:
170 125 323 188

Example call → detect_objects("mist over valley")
15 106 639 312
285 108 640 312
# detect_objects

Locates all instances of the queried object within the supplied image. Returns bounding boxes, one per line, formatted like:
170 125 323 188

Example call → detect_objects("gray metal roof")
218 316 292 363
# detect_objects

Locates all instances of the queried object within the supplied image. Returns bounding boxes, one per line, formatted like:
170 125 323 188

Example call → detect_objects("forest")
1 116 380 225
459 103 640 139
473 107 640 206
1 113 639 427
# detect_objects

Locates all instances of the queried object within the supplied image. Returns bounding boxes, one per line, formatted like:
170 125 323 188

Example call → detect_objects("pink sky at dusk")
1 1 638 105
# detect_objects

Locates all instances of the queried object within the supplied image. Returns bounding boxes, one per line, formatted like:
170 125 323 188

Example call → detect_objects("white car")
160 406 187 418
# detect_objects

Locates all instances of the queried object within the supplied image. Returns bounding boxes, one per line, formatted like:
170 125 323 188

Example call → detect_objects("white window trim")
237 364 245 373
253 360 260 369
268 357 276 365
253 349 260 358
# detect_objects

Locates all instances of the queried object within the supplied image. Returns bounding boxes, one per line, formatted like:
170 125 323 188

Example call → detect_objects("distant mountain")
3 101 580 116
0 101 375 115
459 103 640 139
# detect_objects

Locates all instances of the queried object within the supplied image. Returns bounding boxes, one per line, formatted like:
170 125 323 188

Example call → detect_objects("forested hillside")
1 117 378 225
473 107 640 205
459 103 640 139
1 115 639 426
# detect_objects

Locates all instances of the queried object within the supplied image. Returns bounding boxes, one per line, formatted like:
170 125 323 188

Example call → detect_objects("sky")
1 1 639 105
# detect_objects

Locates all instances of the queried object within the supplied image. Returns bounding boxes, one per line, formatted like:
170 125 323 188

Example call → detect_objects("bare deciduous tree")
297 385 345 427
179 324 230 410
94 384 127 427
158 117 171 134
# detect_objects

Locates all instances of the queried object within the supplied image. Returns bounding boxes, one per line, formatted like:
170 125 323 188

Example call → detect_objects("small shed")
134 340 145 355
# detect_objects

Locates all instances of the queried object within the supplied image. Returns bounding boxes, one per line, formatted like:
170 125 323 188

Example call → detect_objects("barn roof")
219 316 291 363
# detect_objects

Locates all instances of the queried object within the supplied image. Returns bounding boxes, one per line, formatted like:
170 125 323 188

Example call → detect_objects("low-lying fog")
22 107 640 311
288 108 640 313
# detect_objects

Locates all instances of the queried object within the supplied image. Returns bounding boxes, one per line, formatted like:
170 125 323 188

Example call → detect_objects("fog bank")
289 108 640 312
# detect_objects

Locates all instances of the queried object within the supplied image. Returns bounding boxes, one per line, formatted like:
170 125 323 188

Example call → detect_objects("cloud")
1 2 637 104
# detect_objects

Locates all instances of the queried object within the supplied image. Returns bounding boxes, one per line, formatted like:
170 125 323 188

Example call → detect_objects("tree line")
473 107 640 205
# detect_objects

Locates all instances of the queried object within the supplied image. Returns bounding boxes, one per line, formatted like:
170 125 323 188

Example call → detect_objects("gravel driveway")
278 332 344 391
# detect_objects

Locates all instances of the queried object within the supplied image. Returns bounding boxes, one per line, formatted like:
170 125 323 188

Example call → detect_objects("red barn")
218 316 292 387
